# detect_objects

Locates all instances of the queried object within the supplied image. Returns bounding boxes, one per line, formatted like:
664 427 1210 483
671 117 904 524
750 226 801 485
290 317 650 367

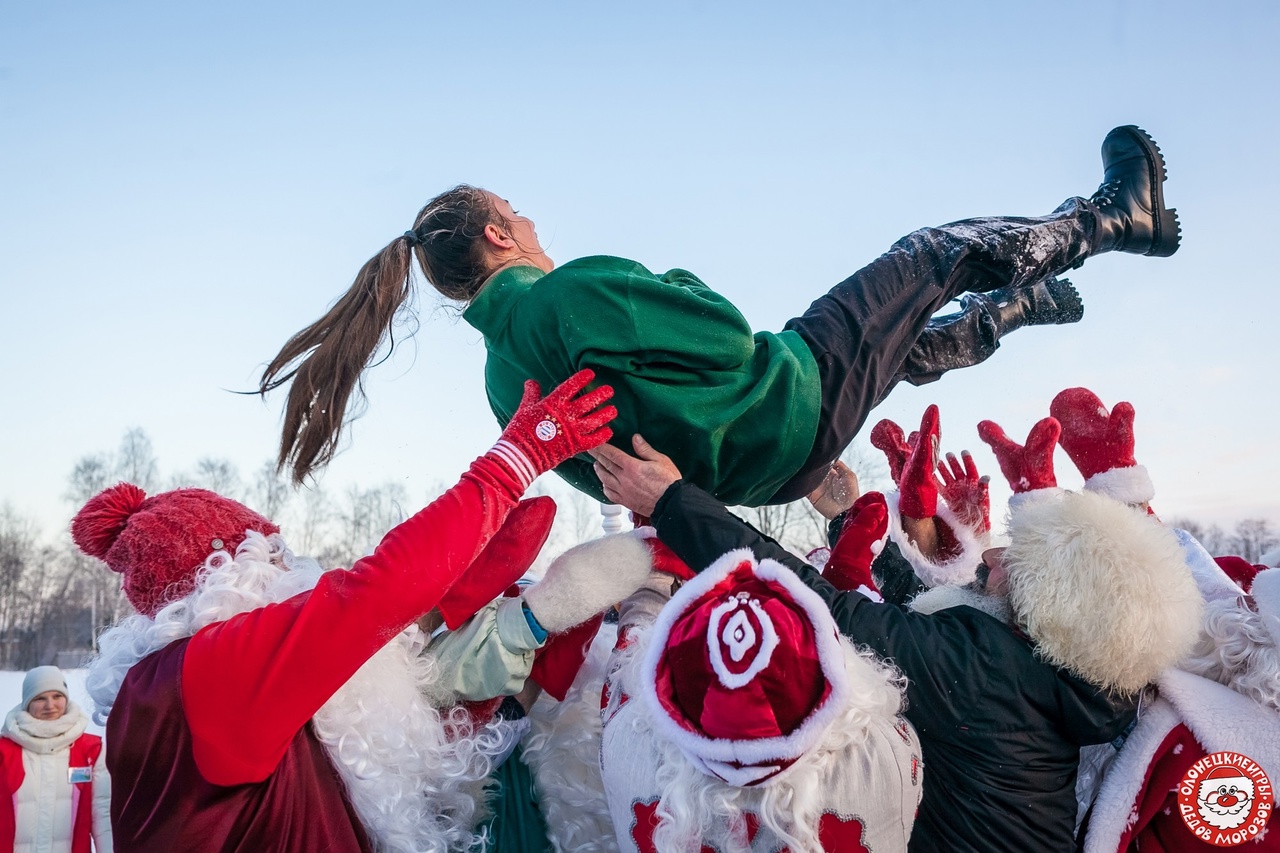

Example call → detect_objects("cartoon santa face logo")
1197 766 1255 830
1178 751 1274 847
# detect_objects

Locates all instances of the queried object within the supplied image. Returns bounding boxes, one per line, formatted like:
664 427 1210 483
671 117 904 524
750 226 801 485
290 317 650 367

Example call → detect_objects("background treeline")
1 428 1274 671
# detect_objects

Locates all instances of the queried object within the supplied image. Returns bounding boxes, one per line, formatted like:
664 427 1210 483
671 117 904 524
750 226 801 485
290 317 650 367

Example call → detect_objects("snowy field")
0 669 105 735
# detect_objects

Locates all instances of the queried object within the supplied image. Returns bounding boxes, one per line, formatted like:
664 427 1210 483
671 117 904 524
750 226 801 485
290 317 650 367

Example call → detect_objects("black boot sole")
1113 125 1181 257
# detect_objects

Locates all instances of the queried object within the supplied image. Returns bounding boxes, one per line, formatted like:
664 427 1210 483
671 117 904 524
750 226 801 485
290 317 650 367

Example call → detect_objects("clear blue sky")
2 0 1277 534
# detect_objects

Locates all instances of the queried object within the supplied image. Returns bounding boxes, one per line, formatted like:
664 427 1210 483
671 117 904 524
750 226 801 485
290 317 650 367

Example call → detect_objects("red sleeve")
182 454 525 785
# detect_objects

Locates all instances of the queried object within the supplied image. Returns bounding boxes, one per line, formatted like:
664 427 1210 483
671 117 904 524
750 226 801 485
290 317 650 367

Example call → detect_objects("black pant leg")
769 199 1093 503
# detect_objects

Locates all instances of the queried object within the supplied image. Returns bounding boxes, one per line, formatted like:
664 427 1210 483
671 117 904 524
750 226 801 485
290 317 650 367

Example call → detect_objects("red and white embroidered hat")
72 482 279 617
640 548 850 787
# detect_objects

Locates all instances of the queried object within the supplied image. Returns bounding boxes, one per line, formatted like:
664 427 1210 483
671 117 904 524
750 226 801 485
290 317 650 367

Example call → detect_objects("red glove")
823 492 888 600
977 417 1061 494
937 451 991 534
489 369 617 490
870 418 911 485
1049 387 1154 505
898 406 941 519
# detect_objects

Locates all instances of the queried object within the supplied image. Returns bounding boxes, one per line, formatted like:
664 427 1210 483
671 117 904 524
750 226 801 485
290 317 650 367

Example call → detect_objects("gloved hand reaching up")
977 417 1061 502
937 451 991 537
490 369 617 490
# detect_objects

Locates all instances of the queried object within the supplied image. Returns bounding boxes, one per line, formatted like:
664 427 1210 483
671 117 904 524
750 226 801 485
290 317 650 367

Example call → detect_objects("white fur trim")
1004 490 1203 694
1083 698 1180 852
523 532 653 634
884 491 984 588
638 549 852 779
1007 486 1062 510
1084 465 1154 506
908 584 1011 624
1085 669 1280 852
1261 546 1280 569
1174 528 1247 605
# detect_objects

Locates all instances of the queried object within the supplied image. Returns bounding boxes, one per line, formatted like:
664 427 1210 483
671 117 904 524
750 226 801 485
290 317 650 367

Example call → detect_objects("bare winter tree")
1169 517 1235 557
1230 518 1278 563
116 427 160 493
250 459 292 520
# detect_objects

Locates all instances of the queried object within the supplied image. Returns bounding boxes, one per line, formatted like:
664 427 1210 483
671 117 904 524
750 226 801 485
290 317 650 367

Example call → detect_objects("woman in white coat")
0 667 111 853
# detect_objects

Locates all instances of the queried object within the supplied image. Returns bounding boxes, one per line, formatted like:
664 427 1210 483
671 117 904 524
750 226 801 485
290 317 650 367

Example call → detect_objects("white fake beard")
88 530 516 852
909 582 1012 624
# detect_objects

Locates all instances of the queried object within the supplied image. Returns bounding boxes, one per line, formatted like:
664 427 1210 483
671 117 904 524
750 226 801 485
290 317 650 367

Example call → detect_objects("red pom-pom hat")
640 548 850 787
71 483 279 617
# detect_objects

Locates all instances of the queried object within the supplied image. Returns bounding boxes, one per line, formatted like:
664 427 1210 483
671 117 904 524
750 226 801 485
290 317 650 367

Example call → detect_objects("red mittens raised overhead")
1049 387 1154 506
977 417 1061 503
897 405 941 520
490 369 617 490
937 451 991 536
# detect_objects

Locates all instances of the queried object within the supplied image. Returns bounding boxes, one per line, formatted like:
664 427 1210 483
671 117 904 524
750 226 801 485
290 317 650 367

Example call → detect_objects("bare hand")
806 460 861 520
591 434 682 517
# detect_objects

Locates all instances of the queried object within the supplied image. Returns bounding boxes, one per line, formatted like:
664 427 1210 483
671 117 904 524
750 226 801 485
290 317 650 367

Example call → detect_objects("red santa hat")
71 482 279 617
639 549 850 787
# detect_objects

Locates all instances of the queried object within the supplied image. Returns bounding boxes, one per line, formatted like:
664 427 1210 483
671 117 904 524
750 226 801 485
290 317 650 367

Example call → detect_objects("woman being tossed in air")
262 126 1180 507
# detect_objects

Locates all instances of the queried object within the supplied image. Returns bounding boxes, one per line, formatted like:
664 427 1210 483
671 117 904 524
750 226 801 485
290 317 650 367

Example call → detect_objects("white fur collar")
3 702 88 754
908 583 1011 624
884 491 985 588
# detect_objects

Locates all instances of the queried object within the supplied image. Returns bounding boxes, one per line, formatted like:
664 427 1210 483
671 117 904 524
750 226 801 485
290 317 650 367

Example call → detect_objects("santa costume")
74 370 616 852
1083 558 1280 852
600 549 922 853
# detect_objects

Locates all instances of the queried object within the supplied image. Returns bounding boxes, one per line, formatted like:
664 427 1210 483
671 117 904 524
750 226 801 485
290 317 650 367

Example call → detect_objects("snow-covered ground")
0 669 105 735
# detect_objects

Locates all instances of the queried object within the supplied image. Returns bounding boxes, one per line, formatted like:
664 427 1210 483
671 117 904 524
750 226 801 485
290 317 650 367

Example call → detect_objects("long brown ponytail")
260 185 503 484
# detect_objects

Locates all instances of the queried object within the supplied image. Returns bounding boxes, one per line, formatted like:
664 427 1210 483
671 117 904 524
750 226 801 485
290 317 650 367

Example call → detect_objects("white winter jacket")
1 701 112 853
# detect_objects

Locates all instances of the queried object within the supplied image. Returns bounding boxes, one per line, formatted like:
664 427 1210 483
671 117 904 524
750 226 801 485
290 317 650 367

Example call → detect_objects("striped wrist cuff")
488 440 537 491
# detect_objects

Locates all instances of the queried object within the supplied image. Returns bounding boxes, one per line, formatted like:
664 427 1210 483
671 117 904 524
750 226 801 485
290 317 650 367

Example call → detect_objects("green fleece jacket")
462 256 821 507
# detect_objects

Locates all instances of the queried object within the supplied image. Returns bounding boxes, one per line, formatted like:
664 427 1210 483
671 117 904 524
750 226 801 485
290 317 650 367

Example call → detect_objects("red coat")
106 454 526 852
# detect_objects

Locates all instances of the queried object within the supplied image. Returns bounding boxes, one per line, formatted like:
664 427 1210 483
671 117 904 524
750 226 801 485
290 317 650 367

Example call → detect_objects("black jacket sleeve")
652 480 1001 737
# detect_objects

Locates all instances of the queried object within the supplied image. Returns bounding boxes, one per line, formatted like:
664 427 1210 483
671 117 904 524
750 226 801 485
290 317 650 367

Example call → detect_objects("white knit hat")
22 666 68 709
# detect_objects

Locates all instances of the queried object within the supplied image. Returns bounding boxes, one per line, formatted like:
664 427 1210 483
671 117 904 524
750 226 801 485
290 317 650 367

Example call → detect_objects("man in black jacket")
592 436 1203 852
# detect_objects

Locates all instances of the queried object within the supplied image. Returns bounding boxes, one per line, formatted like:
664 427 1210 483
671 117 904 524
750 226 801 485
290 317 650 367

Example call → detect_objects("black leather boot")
894 277 1084 390
1089 125 1181 257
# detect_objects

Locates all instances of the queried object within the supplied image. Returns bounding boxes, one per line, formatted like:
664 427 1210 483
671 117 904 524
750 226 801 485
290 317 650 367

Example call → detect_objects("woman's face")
484 193 554 273
27 690 67 721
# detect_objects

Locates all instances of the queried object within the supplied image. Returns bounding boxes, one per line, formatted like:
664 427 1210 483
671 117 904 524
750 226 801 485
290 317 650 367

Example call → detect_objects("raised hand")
976 417 1061 494
1049 386 1154 506
1049 387 1138 479
937 451 991 534
898 405 941 519
870 418 911 485
491 369 617 489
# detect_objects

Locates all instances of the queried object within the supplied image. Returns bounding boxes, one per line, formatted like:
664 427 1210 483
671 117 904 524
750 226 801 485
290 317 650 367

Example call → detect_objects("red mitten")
977 417 1061 499
1049 387 1154 505
823 492 888 600
937 451 991 535
898 406 941 519
436 496 557 629
489 369 617 489
870 418 911 485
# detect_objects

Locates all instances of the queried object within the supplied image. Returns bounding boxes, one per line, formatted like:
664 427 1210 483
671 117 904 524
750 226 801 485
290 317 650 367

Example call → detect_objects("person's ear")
482 222 515 250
